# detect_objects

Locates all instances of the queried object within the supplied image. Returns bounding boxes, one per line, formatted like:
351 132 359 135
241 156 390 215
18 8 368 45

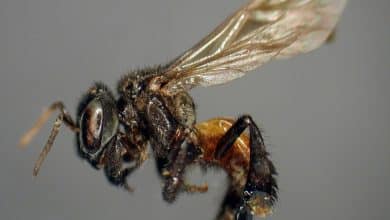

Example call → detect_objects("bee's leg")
215 115 277 219
161 130 189 202
146 93 206 200
326 29 337 43
183 132 209 193
159 156 209 195
216 190 253 220
182 182 208 193
162 128 210 201
19 101 79 176
103 135 141 192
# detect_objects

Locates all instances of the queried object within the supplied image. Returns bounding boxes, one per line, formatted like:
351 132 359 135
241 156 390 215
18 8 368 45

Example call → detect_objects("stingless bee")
20 0 346 219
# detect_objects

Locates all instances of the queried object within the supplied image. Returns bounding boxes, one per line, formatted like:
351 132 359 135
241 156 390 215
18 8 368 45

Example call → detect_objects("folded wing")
161 0 347 94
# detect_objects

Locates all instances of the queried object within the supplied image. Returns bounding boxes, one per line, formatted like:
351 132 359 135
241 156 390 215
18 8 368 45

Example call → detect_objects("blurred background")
0 0 389 220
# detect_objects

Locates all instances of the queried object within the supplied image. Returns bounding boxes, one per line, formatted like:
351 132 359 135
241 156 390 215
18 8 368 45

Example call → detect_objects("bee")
19 0 346 219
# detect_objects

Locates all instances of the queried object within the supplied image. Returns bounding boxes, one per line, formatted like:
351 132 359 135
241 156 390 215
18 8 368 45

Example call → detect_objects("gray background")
0 0 389 220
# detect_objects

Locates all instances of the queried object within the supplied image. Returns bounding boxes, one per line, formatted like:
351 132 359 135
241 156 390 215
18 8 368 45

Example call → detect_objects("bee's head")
77 83 119 165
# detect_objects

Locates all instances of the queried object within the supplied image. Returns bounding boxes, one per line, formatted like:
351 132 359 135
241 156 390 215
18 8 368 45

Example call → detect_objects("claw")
183 182 208 193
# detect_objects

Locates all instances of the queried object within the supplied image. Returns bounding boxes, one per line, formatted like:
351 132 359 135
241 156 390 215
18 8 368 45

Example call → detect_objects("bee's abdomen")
195 118 250 191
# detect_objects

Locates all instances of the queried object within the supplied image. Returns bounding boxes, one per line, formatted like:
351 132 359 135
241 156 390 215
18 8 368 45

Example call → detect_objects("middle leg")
146 94 207 202
160 128 209 202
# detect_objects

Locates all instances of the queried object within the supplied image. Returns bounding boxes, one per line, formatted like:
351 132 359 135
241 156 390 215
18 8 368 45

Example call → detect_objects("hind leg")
215 115 278 219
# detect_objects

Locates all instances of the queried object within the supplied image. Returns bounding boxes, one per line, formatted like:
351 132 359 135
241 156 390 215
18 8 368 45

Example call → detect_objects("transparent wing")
161 0 347 94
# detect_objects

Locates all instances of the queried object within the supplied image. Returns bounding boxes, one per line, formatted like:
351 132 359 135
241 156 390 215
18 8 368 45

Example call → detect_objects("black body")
25 65 277 220
21 1 347 219
75 66 276 219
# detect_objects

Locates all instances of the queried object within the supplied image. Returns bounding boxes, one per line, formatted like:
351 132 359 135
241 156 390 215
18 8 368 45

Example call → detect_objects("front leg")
101 134 146 192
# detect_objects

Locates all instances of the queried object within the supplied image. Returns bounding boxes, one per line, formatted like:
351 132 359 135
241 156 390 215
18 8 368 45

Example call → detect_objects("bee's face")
78 83 118 161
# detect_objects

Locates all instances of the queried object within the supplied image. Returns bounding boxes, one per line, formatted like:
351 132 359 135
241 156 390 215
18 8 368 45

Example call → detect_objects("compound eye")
80 97 119 155
80 99 104 153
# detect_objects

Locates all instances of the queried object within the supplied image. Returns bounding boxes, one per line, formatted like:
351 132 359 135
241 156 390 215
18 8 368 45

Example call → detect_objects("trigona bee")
20 0 346 219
